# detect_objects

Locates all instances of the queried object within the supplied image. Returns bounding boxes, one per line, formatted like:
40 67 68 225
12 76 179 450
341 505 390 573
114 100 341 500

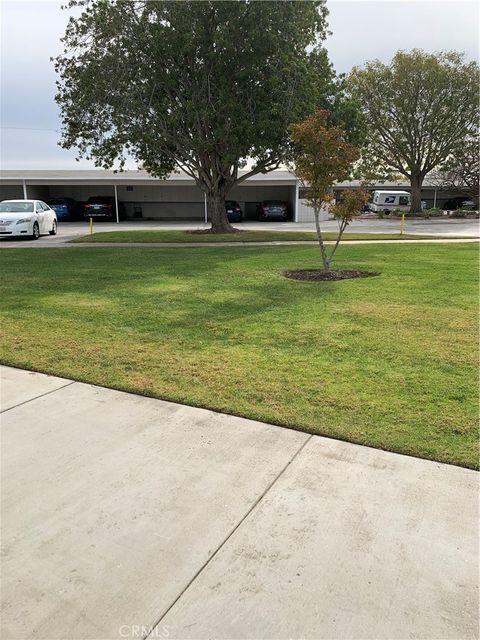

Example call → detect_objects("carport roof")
0 169 298 185
0 170 445 190
332 178 441 189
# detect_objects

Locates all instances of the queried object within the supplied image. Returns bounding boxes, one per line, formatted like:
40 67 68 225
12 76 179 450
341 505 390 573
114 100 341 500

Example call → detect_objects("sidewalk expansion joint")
0 380 76 414
143 433 314 640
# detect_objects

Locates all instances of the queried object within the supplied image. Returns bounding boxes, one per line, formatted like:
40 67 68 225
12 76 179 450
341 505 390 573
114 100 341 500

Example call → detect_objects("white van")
369 191 411 214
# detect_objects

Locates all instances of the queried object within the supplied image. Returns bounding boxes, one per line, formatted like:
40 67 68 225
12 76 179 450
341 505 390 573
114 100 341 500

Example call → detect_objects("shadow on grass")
1 247 341 335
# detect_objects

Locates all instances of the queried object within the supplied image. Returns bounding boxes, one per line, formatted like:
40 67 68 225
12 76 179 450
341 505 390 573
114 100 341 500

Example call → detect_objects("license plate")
227 210 233 213
0 227 6 232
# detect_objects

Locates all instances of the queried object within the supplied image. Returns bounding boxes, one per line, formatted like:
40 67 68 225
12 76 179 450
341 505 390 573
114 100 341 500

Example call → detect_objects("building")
0 169 463 223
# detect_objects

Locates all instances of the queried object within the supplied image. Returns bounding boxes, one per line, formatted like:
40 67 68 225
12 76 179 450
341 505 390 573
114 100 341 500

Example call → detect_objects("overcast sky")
1 0 478 169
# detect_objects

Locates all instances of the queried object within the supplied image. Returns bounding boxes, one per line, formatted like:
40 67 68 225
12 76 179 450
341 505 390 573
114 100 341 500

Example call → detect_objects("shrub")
423 208 444 218
450 209 468 218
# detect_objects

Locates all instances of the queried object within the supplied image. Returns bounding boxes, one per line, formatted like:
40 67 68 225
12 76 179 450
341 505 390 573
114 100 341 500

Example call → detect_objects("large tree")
348 50 479 212
55 0 353 232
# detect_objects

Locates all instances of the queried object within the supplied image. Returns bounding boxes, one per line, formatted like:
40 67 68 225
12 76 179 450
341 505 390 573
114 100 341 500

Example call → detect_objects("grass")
71 230 454 243
1 243 478 468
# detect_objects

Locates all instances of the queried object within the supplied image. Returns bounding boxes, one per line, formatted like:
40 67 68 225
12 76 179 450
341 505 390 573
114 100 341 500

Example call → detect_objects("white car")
0 200 58 239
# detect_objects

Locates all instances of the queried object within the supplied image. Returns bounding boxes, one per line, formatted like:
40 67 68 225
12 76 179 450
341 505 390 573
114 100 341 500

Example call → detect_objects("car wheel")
31 222 40 240
49 220 58 236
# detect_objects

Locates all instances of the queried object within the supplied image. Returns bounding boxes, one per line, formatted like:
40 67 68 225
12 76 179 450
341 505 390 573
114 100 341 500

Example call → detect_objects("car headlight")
16 218 32 224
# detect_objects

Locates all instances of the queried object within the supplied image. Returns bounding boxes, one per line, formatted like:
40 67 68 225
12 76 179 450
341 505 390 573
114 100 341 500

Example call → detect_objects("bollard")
400 212 405 236
89 217 93 236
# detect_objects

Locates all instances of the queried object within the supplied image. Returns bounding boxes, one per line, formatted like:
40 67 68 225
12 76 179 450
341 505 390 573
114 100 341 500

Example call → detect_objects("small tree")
289 110 364 271
348 50 479 212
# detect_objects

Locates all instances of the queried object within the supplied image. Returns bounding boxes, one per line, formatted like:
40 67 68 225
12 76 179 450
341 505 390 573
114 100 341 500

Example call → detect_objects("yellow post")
89 217 93 236
400 212 405 236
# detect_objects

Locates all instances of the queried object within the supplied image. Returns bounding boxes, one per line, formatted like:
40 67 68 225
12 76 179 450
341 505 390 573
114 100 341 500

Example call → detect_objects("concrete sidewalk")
1 365 478 639
1 238 479 250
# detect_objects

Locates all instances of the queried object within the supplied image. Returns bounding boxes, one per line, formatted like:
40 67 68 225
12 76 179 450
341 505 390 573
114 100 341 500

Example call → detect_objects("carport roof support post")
114 184 119 223
22 179 27 199
293 182 299 222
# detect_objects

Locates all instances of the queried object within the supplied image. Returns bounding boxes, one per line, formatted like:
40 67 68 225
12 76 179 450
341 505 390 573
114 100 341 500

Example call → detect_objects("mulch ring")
283 269 380 282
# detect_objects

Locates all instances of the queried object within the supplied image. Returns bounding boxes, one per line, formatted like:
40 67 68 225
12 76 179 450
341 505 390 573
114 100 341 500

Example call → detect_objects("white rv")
369 191 411 214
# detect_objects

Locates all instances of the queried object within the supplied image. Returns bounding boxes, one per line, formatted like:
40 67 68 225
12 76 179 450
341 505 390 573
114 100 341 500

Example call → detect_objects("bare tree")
430 137 479 208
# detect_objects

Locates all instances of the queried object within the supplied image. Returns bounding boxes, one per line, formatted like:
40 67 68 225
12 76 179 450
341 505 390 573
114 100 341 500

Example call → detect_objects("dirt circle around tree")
282 269 380 282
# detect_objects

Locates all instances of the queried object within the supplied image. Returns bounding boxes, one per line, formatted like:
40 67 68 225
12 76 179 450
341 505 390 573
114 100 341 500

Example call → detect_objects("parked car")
443 197 476 211
0 200 57 239
46 197 83 221
84 196 126 221
225 200 243 222
256 200 290 221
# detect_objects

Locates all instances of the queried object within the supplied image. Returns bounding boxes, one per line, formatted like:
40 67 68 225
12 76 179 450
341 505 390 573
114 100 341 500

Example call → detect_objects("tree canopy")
55 0 359 231
348 49 479 212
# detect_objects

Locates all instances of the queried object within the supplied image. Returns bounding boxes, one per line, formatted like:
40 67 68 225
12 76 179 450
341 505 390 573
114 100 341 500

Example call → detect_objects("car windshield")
47 199 67 205
88 197 111 203
0 202 34 213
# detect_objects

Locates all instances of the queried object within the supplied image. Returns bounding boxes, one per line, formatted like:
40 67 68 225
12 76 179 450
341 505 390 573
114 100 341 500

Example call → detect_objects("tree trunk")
207 191 236 233
410 174 423 213
328 218 348 264
314 207 330 271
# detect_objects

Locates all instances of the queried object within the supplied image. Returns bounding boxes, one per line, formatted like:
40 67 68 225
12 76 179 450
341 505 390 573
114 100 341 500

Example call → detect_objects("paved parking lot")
1 365 478 639
0 217 478 247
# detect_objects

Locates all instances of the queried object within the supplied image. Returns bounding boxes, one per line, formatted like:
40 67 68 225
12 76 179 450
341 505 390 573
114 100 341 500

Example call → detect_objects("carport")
0 169 299 222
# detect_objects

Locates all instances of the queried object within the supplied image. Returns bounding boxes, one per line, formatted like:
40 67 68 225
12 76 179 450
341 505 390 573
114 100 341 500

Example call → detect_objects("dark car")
84 196 126 221
443 197 476 211
46 197 82 221
256 200 289 221
225 200 243 222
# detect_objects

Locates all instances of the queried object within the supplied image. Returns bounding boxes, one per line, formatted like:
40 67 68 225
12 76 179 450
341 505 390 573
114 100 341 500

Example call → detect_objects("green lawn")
72 230 452 243
1 243 477 468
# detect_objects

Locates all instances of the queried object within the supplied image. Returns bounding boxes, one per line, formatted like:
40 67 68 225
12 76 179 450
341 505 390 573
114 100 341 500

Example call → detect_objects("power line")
0 126 60 132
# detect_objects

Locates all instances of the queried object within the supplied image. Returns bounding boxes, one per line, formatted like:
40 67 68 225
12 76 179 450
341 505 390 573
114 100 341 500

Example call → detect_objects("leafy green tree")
289 110 366 271
348 50 479 212
55 0 355 232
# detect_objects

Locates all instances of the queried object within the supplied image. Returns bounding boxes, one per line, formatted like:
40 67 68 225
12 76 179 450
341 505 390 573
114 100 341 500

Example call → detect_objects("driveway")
1 365 478 639
0 217 478 247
